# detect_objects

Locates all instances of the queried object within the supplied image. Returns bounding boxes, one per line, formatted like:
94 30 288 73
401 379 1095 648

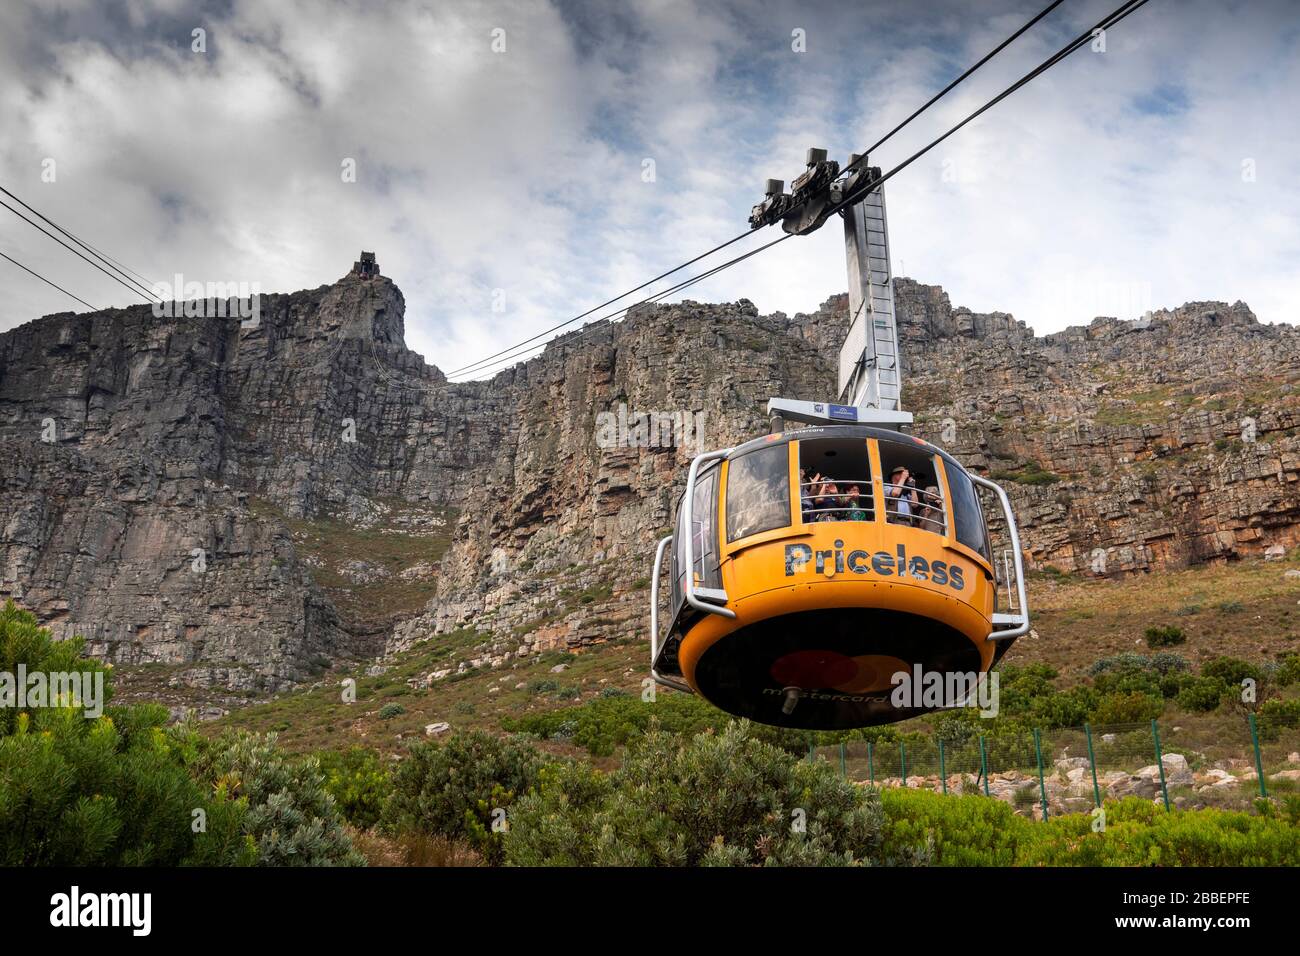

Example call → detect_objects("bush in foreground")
0 705 254 866
381 730 546 864
881 788 1300 866
0 599 362 866
0 602 256 866
0 599 111 735
504 723 892 866
180 730 364 866
318 747 392 830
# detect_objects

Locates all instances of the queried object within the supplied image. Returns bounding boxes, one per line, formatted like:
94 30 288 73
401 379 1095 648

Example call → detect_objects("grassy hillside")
1021 558 1300 677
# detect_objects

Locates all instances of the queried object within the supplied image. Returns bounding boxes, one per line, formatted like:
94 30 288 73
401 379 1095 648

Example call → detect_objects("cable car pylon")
649 151 1030 730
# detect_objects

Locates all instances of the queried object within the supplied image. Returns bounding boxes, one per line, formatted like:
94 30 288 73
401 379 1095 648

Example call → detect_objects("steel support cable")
0 195 161 304
0 248 99 311
0 184 159 297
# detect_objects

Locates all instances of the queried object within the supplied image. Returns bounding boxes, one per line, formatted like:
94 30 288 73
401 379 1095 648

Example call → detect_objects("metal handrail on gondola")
970 473 1030 641
650 534 692 693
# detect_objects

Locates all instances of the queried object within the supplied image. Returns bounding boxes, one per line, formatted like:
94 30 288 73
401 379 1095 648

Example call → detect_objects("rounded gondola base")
688 606 987 730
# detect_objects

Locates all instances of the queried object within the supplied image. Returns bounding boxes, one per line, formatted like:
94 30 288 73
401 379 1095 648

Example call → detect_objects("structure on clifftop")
351 251 379 279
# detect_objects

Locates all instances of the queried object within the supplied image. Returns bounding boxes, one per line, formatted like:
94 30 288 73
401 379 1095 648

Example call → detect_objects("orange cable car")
649 424 1029 729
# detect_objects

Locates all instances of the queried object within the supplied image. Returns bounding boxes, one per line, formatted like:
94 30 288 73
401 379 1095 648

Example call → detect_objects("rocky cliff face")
0 274 500 690
2 267 1296 691
896 281 1300 574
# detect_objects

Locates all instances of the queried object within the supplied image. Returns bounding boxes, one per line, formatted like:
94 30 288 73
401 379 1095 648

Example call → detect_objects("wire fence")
810 712 1300 820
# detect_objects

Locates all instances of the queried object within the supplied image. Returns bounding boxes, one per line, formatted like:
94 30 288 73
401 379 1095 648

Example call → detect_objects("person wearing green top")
842 484 869 521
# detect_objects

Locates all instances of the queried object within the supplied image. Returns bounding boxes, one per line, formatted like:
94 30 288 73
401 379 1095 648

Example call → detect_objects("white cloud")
1 0 1297 381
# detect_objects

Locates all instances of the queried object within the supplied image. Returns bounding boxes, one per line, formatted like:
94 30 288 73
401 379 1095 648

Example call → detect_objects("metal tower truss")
763 150 912 432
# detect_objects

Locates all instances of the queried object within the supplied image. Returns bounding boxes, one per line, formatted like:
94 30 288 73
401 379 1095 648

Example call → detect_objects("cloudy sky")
1 0 1297 379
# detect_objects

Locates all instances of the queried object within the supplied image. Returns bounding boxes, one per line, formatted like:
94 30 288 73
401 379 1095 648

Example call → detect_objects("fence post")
979 735 990 797
1033 727 1049 821
1248 713 1267 798
868 740 875 786
900 741 907 788
939 739 947 795
1151 719 1170 811
1084 722 1101 808
840 741 846 779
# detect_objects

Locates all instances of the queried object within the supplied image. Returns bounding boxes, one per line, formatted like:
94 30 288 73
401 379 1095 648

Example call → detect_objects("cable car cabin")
650 425 1029 730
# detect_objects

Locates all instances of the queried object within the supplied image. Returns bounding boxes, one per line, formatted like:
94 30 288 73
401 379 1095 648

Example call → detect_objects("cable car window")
945 463 990 560
693 467 721 583
726 444 790 541
798 437 873 523
877 441 946 536
671 464 722 606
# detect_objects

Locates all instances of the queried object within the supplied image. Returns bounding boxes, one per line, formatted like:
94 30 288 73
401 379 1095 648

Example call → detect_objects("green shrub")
994 663 1060 717
1175 676 1229 713
378 703 405 720
1091 690 1165 724
1201 656 1262 689
930 709 982 747
1159 672 1192 699
1028 685 1098 729
503 693 726 757
881 791 1300 866
182 731 364 865
1017 462 1061 485
0 603 255 866
504 723 889 867
1024 798 1300 866
0 599 111 735
1144 625 1185 648
1149 652 1191 675
1085 652 1191 701
1275 655 1300 687
1280 794 1300 826
1256 699 1300 742
382 731 546 864
880 787 1033 865
318 747 391 830
1093 668 1163 699
992 461 1060 485
1088 653 1151 677
0 706 254 866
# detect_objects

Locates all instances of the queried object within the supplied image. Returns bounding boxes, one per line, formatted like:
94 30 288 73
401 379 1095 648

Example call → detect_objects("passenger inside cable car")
798 434 872 523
